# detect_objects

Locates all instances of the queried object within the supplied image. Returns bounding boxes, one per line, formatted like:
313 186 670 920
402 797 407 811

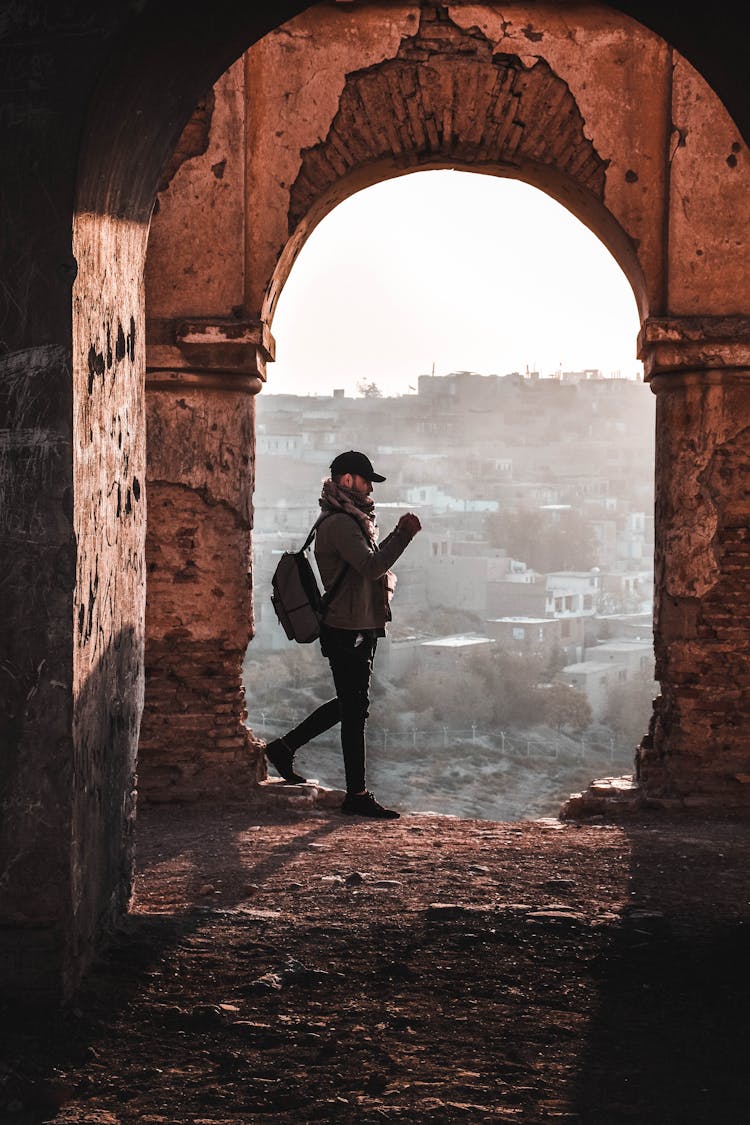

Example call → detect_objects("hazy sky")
267 170 643 397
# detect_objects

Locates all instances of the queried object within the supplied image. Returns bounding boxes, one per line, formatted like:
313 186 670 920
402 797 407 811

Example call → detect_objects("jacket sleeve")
331 515 415 579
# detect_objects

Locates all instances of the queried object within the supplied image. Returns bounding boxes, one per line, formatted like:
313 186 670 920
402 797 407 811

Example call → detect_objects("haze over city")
267 170 644 398
252 169 653 818
250 364 656 821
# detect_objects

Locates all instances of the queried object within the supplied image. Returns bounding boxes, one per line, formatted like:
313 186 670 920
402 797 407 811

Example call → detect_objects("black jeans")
281 625 377 794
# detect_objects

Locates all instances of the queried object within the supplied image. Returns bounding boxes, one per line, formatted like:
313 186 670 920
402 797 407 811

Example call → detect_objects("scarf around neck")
319 477 377 544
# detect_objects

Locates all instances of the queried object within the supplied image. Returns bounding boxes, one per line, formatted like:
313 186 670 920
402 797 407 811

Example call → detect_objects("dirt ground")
2 800 750 1124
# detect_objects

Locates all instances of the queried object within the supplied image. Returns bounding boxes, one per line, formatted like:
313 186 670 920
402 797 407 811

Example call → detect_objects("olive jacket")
314 512 416 631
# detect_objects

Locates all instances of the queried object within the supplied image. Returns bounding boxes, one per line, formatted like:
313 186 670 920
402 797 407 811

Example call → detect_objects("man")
265 450 421 819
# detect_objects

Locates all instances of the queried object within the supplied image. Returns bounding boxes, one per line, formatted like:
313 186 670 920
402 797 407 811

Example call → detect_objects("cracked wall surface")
244 2 747 333
142 59 263 800
71 213 147 989
0 0 311 1002
641 376 750 801
288 22 607 232
246 1 673 323
139 387 261 800
147 0 750 811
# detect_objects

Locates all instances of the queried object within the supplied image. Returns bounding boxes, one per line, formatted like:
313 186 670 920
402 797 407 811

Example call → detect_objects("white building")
559 660 619 719
545 571 601 616
561 636 655 718
405 483 499 514
418 634 494 681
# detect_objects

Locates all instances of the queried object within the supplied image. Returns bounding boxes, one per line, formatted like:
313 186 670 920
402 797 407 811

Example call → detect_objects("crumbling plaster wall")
147 63 247 322
0 0 312 1002
643 373 750 799
148 0 750 810
667 55 748 315
138 384 261 800
0 1 149 1002
243 2 747 326
244 4 417 317
142 61 264 800
249 2 654 321
70 213 146 983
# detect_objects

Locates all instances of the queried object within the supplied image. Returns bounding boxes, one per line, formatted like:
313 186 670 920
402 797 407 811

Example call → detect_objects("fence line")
253 712 622 764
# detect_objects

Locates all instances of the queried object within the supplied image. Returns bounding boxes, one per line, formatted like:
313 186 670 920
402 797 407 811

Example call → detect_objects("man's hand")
397 512 422 537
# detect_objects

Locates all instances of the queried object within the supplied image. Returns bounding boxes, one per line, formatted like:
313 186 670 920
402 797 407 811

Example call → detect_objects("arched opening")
141 1 661 810
258 12 652 329
248 168 655 819
267 170 645 390
140 0 750 826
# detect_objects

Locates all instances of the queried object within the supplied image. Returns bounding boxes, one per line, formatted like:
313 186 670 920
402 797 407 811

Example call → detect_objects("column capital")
146 316 275 393
638 315 750 382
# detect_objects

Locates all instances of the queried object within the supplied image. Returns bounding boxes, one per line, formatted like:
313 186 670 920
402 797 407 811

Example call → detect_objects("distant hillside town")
249 368 656 729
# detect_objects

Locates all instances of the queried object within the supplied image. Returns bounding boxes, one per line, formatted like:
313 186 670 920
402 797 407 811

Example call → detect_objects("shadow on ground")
1 806 749 1123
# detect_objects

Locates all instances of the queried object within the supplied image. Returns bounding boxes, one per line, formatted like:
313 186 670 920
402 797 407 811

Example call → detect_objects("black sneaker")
341 790 400 819
264 738 306 784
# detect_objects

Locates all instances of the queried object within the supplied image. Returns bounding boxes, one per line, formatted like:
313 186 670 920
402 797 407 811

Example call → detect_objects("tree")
485 507 598 572
357 380 383 398
545 642 567 677
483 648 549 728
485 508 544 568
542 682 592 732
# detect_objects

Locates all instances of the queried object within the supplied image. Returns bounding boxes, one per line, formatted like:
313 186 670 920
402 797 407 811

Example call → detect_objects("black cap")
330 450 386 483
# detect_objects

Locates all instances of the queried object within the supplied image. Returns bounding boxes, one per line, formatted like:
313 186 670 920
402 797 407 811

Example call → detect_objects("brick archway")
143 3 651 805
264 7 646 327
145 0 749 819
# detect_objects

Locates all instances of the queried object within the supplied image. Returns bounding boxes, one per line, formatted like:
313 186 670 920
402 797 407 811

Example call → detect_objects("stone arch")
264 8 647 327
144 0 750 821
290 44 607 224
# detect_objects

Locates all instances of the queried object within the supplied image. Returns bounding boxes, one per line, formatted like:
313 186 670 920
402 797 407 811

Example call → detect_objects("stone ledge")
562 774 750 819
560 775 645 820
254 779 346 812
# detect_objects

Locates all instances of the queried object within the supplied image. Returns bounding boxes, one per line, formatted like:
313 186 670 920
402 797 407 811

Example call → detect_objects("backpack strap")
298 513 348 614
299 513 329 553
302 510 370 616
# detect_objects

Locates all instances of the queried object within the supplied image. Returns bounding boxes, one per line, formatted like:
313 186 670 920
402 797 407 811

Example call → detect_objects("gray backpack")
270 515 348 644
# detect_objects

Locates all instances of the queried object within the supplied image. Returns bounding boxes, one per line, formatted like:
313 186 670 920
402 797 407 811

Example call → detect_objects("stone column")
637 315 750 806
139 317 274 801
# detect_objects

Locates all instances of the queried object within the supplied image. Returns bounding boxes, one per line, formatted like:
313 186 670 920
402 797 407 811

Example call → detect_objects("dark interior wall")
0 0 309 997
0 1 128 998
